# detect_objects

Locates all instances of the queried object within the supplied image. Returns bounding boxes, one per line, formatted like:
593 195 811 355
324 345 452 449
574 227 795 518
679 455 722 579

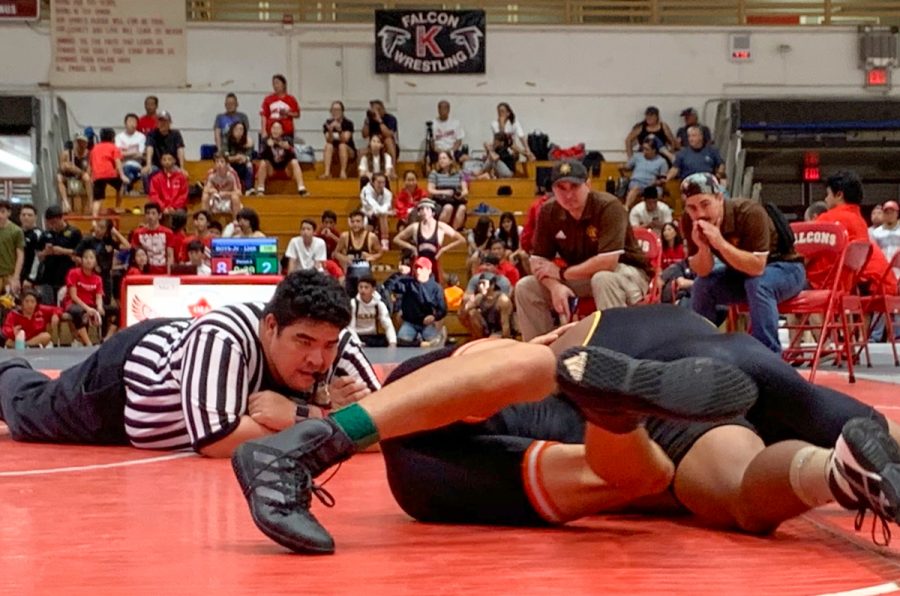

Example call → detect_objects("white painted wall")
0 20 894 160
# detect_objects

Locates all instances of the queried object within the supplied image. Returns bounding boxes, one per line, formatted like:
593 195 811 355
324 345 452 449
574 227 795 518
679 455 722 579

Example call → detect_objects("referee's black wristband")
295 404 310 421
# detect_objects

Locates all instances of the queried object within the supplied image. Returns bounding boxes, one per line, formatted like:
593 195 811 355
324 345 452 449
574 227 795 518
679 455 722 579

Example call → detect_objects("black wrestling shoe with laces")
830 417 900 546
232 417 356 554
555 346 758 428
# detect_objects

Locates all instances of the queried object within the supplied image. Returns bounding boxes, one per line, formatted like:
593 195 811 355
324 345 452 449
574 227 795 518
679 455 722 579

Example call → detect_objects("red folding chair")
776 222 872 382
632 227 663 304
832 241 873 373
572 227 662 318
861 251 900 367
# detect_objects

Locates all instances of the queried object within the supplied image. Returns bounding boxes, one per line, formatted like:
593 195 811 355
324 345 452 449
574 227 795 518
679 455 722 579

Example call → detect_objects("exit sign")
866 67 890 88
731 50 752 61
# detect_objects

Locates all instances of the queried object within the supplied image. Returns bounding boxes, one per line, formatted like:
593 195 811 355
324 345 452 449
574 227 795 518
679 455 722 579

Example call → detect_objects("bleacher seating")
80 158 684 340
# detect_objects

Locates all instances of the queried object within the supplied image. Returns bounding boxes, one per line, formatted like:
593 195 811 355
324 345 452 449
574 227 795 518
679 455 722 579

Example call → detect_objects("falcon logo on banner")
375 10 486 74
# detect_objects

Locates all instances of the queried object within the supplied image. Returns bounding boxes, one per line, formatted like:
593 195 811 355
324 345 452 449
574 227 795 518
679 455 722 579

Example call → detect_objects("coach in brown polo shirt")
515 160 651 340
680 172 805 353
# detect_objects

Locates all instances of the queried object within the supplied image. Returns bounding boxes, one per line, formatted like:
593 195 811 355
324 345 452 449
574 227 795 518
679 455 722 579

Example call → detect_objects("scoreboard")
210 237 279 275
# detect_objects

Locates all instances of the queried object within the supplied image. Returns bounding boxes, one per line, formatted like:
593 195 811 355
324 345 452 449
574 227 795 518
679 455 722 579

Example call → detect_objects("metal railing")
185 0 900 25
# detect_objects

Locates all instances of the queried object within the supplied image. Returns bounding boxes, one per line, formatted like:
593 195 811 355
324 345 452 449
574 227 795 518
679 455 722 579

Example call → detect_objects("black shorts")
381 346 584 525
584 305 884 465
432 193 466 208
92 177 122 200
268 159 292 172
381 397 584 526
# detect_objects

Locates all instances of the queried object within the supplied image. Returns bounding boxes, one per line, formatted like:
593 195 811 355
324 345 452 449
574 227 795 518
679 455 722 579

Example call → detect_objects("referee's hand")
248 390 296 431
329 376 371 409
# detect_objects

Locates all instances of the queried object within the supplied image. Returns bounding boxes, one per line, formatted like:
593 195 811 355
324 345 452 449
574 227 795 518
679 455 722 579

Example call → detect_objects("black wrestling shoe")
555 345 758 428
232 417 356 554
831 417 900 545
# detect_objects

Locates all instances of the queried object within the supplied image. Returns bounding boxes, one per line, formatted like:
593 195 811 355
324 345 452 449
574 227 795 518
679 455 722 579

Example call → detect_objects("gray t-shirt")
626 154 668 186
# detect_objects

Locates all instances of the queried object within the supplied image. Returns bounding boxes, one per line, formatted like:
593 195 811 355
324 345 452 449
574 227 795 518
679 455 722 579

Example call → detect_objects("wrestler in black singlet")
345 230 374 295
415 221 442 281
380 304 881 525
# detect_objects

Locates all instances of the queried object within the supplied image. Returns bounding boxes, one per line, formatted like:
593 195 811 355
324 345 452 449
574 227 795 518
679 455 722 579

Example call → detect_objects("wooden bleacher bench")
89 158 684 241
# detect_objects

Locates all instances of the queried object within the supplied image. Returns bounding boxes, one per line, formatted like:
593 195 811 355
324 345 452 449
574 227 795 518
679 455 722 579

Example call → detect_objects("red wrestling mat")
1 371 900 594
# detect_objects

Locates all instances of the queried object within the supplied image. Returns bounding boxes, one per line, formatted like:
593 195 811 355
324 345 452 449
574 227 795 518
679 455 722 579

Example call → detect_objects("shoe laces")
244 449 342 514
853 506 892 547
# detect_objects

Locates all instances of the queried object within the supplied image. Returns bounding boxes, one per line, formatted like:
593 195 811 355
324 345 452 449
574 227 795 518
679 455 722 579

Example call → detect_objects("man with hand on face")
0 270 379 456
680 172 806 353
515 160 651 341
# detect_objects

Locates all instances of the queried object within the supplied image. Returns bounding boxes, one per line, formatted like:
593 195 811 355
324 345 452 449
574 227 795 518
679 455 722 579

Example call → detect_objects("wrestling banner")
375 9 486 74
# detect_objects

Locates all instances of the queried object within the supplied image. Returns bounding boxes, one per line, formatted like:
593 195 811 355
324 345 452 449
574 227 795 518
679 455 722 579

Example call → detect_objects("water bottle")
14 329 26 351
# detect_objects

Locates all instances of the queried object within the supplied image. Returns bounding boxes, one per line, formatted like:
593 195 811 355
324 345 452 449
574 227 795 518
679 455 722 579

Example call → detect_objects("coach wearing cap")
515 160 652 341
680 172 805 353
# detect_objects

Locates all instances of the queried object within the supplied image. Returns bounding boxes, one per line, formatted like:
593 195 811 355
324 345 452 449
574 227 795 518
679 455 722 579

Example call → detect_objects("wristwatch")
295 404 310 421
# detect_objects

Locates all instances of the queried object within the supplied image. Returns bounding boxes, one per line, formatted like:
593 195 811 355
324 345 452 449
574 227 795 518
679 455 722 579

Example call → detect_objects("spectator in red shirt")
3 289 53 348
395 170 428 229
148 153 189 213
130 202 175 274
125 246 150 277
520 192 552 253
488 238 521 287
201 153 243 217
62 247 105 346
260 74 300 142
169 211 189 264
137 95 159 135
89 128 130 217
811 171 898 295
316 210 340 259
660 222 686 268
183 210 214 256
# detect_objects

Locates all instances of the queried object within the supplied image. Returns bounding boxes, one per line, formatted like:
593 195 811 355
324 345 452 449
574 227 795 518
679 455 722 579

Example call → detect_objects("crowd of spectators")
9 86 899 357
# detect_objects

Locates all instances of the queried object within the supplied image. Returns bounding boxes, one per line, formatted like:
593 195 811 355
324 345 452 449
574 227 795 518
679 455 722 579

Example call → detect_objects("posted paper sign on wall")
0 0 39 21
375 10 486 74
51 0 186 87
122 276 281 327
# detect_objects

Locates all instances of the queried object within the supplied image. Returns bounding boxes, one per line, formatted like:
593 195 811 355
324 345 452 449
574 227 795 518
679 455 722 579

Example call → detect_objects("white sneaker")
831 417 900 545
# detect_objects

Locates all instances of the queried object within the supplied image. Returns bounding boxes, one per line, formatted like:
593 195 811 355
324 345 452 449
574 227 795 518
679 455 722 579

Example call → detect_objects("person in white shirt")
286 219 327 272
358 134 394 183
629 186 673 233
871 200 900 267
869 204 885 237
349 275 397 347
115 113 146 194
186 240 212 276
360 173 394 251
430 100 467 166
869 200 900 341
490 102 534 161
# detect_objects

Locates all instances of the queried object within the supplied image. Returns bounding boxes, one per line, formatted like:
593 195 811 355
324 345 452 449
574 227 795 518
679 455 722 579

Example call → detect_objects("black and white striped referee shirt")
122 302 380 451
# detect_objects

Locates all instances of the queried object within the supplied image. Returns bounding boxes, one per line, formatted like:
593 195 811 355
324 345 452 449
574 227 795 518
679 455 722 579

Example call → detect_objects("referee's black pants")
0 319 168 445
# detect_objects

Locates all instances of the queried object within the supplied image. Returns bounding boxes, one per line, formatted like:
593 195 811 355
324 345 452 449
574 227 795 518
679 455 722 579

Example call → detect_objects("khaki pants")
515 263 649 341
